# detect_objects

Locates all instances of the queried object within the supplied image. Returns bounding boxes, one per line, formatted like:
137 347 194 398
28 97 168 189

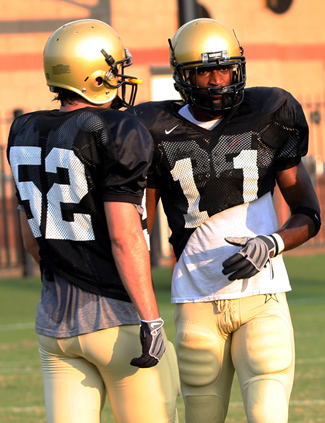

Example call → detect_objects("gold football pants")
38 325 179 423
175 293 295 423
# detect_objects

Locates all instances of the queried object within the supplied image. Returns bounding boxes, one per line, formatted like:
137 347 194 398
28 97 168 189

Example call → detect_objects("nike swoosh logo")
165 125 179 135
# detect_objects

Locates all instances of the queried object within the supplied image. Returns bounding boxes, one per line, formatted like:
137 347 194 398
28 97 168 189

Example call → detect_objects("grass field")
0 254 324 422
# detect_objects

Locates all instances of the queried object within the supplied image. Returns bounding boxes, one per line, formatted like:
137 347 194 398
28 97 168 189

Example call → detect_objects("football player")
7 19 179 423
127 18 321 423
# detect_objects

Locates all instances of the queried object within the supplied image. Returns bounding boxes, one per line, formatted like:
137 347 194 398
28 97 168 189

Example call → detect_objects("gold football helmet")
169 18 246 115
43 19 141 107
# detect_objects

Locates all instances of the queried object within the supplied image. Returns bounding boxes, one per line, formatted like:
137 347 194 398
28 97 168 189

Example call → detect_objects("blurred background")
1 0 325 276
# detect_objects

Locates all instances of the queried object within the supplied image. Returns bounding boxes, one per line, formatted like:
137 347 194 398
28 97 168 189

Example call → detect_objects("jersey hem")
35 319 141 338
171 287 292 303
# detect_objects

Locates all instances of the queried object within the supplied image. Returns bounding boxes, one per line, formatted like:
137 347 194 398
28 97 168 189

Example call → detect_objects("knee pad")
176 323 222 389
243 315 294 376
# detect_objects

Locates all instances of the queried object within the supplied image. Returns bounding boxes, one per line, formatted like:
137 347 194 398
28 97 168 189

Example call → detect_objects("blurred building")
1 0 324 271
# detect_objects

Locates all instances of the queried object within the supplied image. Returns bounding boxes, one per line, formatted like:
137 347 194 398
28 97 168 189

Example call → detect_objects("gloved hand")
222 235 276 281
130 317 166 368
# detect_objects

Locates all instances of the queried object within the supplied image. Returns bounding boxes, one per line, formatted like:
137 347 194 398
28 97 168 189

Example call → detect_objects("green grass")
0 254 324 422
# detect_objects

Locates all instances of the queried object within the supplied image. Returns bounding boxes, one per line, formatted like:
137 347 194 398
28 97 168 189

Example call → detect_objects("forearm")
105 201 160 321
19 211 40 264
146 187 161 234
275 162 321 252
275 212 320 252
25 241 41 264
111 229 160 320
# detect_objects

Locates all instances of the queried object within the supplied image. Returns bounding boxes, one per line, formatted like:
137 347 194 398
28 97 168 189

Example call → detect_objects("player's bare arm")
104 201 160 321
146 187 161 235
105 200 166 368
19 211 40 264
275 161 321 250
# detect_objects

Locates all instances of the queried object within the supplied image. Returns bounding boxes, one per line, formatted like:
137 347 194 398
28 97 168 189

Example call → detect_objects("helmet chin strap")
189 90 243 119
192 106 224 120
110 95 125 109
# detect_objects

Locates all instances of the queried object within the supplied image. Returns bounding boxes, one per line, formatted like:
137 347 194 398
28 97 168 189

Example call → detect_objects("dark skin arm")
274 161 320 251
19 211 40 264
146 187 162 235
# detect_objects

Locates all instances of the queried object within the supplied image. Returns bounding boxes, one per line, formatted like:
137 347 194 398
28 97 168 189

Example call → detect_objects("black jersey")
7 107 153 301
127 87 308 259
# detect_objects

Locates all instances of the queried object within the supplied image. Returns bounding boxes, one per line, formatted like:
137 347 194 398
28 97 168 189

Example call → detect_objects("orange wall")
1 0 325 165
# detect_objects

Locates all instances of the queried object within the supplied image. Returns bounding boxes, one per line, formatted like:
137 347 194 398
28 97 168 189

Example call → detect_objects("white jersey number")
171 158 209 227
171 150 258 228
10 146 95 241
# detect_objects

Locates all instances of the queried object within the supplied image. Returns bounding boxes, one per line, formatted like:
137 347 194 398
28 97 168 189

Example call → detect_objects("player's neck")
189 104 222 122
59 99 111 112
179 105 222 130
60 103 89 112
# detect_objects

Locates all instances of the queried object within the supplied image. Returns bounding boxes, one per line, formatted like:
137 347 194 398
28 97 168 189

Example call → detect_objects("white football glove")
222 235 276 281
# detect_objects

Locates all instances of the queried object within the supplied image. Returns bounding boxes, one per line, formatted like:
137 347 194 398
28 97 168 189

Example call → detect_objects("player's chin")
195 95 221 107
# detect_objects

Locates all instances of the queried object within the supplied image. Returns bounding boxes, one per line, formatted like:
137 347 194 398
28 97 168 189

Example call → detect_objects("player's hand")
130 317 166 368
222 235 276 281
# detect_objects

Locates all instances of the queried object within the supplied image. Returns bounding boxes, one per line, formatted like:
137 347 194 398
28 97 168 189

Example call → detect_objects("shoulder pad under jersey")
239 87 305 124
125 100 185 129
230 87 308 149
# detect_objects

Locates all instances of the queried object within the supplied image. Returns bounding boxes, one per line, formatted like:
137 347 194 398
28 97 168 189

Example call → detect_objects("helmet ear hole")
95 76 103 86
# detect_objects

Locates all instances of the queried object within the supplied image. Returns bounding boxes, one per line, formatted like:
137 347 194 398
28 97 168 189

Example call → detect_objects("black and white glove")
222 235 277 281
130 317 166 368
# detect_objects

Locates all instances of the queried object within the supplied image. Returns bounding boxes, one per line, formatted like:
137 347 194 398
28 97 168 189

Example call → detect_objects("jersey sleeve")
275 95 308 170
99 112 154 204
260 90 309 171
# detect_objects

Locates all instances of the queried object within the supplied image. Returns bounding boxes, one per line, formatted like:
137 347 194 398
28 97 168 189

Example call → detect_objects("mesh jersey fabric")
127 87 308 260
7 107 153 301
35 270 140 338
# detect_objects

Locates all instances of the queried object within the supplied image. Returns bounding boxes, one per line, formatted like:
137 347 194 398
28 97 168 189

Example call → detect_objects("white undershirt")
178 104 222 130
171 193 291 303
